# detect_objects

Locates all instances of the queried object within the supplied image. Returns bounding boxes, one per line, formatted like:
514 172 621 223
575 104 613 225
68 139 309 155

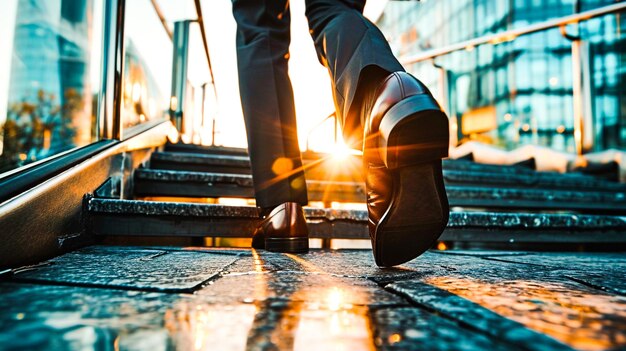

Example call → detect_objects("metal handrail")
400 2 626 65
194 0 217 91
150 0 173 39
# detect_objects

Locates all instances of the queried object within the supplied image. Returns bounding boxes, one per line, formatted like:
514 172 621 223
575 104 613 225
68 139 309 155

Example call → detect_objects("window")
0 0 104 175
120 0 173 131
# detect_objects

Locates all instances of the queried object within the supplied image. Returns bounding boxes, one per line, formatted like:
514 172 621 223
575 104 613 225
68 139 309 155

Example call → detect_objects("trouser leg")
232 0 308 210
305 0 404 147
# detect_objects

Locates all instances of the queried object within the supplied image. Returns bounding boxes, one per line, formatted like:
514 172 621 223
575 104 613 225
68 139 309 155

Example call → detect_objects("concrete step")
134 169 365 203
159 146 608 179
151 151 538 175
133 169 626 213
150 152 251 174
443 169 626 192
85 196 626 244
164 142 249 156
149 152 626 192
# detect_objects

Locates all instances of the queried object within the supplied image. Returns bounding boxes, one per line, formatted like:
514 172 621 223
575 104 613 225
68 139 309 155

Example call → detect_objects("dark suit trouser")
233 0 404 210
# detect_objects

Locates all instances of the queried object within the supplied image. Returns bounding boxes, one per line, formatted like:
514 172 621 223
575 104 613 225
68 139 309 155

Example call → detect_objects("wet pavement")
0 247 625 350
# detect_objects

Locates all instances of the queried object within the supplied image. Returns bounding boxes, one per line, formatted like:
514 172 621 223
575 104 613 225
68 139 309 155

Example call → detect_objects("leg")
304 0 404 146
305 0 450 266
232 0 307 210
232 0 309 253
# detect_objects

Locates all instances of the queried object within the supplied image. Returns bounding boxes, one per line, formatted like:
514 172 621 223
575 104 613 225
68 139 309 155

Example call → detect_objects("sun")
331 137 361 162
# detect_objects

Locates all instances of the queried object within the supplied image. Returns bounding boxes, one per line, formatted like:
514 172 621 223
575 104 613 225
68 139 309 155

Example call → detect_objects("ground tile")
11 246 241 293
371 307 515 351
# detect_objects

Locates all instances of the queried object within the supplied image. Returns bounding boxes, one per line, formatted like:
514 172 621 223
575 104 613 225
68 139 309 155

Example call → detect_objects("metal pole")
580 41 595 152
170 21 190 134
98 0 125 140
211 118 216 146
562 23 593 156
200 82 207 144
569 0 595 154
431 60 455 148
111 0 125 140
193 0 219 103
149 0 173 39
571 40 584 156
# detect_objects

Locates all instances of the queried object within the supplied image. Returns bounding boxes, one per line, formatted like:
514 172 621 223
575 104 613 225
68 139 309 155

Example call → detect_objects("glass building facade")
377 0 626 154
0 0 176 175
0 0 101 174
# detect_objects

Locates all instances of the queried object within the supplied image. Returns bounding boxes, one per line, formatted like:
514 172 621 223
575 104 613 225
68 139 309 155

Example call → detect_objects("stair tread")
133 169 626 212
148 152 625 191
88 198 626 229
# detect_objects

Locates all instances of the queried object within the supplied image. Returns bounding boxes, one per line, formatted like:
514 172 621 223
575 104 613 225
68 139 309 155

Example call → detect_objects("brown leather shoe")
252 202 309 253
363 71 450 267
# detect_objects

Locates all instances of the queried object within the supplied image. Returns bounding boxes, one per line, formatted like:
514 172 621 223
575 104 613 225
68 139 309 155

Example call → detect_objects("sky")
199 0 389 150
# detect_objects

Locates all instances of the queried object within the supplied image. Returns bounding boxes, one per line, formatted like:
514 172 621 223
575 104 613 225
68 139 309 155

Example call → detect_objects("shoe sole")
374 95 450 267
265 237 309 253
378 94 449 167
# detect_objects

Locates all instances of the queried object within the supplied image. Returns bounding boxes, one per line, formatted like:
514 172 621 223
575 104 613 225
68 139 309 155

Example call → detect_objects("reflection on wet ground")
425 277 626 351
285 254 375 351
163 250 375 351
0 247 625 350
165 303 256 350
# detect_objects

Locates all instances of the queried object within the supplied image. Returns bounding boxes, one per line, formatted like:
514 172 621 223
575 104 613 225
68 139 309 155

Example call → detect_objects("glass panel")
0 0 104 174
377 1 625 155
420 28 579 153
121 0 172 131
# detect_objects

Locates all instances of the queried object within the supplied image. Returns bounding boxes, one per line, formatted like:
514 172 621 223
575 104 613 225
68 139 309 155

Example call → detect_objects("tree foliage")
0 88 81 173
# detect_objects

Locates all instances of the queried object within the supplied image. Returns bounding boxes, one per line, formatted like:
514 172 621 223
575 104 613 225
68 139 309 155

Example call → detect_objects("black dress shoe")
252 202 309 253
363 71 450 267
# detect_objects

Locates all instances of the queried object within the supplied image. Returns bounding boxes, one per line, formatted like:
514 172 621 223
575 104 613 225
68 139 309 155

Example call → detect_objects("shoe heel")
265 237 309 253
374 161 449 267
378 94 449 169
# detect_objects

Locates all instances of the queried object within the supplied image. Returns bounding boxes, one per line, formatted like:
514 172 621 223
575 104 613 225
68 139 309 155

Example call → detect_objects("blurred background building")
377 0 625 155
1 0 95 172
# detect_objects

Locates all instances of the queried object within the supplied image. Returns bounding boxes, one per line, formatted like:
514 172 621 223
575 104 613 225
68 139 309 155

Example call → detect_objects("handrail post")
561 25 594 155
580 40 594 153
431 60 456 149
98 0 125 141
170 20 191 135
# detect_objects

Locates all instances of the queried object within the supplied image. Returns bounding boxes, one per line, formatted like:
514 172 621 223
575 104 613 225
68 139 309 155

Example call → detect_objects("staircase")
83 143 626 249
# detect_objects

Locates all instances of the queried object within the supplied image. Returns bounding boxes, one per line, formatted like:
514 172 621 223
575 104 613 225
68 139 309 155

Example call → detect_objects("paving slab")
386 281 572 351
10 246 241 293
370 307 513 351
1 247 625 350
475 253 626 296
433 251 626 296
0 283 181 350
394 252 626 351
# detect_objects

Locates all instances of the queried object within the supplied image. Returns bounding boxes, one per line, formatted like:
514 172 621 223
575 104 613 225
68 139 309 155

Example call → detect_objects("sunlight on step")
165 303 257 351
426 276 626 351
